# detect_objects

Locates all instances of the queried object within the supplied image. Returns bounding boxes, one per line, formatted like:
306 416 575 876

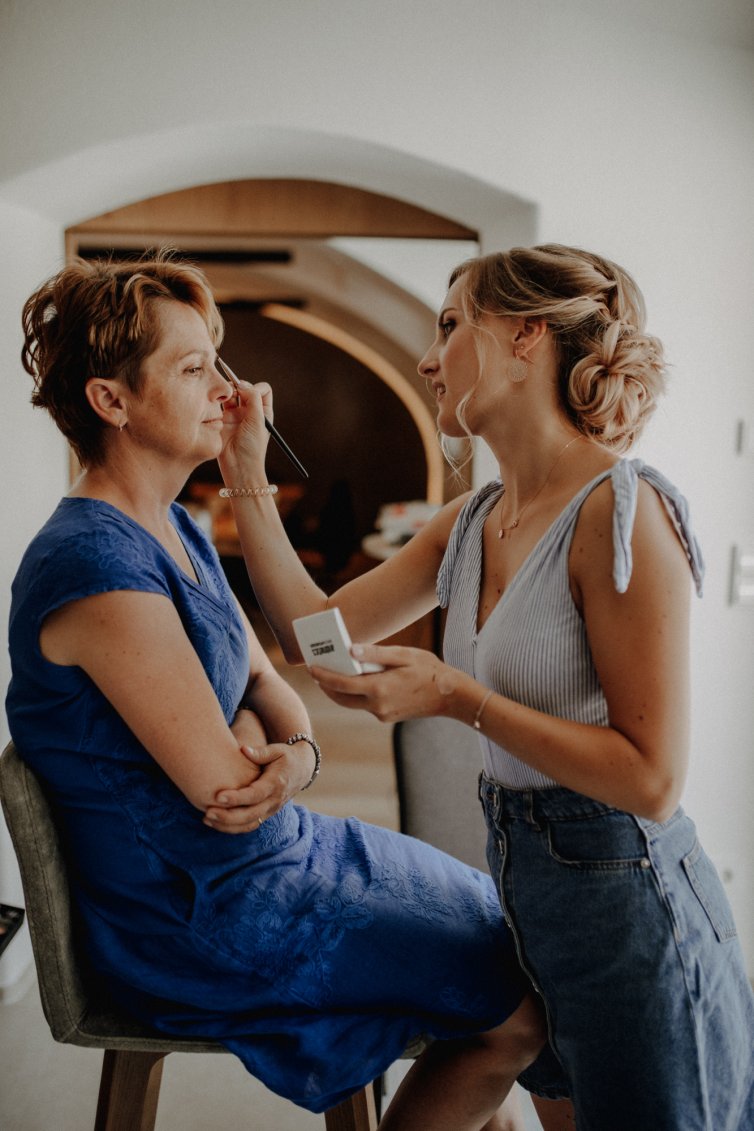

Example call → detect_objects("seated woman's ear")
85 377 128 430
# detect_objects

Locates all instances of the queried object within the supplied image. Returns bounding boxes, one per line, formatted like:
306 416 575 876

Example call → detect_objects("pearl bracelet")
286 732 322 791
219 485 278 498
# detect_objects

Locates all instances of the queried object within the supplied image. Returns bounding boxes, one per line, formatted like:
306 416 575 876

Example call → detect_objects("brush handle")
264 418 309 479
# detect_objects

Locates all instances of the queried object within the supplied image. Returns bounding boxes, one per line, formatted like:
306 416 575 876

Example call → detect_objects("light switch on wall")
735 420 753 456
730 546 754 605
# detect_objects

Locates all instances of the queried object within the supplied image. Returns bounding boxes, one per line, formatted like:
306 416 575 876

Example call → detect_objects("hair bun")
569 322 665 451
447 243 667 452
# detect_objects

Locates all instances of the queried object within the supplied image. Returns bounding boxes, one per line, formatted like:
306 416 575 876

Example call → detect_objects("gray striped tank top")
438 459 704 789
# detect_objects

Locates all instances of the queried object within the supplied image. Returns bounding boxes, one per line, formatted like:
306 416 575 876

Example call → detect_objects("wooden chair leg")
324 1083 379 1131
94 1049 167 1131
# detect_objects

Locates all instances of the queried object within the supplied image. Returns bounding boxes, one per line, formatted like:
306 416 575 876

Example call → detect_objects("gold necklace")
498 435 581 539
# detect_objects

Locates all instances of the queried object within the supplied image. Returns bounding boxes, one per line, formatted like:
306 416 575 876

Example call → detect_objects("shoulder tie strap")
611 459 704 595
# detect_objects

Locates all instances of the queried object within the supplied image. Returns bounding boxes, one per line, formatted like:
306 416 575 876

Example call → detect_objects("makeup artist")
216 243 754 1131
7 253 577 1131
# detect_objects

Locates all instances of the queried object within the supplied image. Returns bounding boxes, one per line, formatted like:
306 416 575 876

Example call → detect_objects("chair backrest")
392 716 488 872
0 740 92 1042
0 740 237 1055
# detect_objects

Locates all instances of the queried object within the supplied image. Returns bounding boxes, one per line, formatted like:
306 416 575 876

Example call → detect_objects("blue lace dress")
6 498 530 1113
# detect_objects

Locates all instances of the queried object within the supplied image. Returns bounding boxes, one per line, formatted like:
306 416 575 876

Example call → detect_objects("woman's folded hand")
203 742 305 834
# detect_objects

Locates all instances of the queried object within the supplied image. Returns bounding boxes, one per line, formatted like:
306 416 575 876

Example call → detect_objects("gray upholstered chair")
393 715 487 871
0 740 378 1131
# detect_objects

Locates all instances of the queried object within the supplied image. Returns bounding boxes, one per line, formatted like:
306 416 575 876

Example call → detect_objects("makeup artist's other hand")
311 644 464 724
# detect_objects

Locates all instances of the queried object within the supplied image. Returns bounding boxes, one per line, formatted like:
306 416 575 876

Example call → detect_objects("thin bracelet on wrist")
472 689 494 731
220 484 278 498
286 732 321 790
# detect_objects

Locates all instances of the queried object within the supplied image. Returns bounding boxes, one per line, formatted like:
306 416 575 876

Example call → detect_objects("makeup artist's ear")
85 377 129 430
512 317 548 357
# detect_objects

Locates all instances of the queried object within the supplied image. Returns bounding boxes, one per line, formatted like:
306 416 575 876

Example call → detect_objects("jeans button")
640 857 651 869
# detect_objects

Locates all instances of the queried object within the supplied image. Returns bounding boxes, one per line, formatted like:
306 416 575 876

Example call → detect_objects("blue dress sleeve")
24 506 173 626
611 460 705 596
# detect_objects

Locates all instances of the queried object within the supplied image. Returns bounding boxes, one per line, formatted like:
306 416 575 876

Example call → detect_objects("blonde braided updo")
450 244 666 452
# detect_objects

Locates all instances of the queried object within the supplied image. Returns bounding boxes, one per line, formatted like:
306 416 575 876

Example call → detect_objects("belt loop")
489 780 500 823
491 779 503 823
479 774 498 822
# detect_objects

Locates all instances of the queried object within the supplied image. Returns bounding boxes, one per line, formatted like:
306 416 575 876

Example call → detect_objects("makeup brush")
216 357 308 479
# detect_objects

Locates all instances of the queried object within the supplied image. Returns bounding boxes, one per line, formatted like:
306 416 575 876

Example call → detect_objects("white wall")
0 199 68 994
1 1 752 977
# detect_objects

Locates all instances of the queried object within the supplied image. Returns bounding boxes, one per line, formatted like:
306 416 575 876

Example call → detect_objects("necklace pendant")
498 529 504 540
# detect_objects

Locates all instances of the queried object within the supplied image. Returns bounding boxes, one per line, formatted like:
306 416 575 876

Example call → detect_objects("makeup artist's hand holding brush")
217 373 274 487
217 358 308 481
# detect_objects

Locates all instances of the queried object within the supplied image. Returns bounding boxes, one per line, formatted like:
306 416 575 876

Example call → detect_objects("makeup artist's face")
417 276 484 437
125 300 230 467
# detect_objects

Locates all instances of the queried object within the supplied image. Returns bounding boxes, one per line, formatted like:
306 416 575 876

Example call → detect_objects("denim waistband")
478 776 686 840
480 773 633 824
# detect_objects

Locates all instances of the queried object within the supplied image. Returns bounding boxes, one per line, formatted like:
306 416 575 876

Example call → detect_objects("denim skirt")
479 776 754 1131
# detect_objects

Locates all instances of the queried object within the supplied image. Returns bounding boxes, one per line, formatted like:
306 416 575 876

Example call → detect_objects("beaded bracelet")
219 485 278 498
286 732 322 790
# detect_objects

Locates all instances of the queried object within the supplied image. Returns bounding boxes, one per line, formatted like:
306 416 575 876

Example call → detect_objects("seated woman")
6 255 572 1131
